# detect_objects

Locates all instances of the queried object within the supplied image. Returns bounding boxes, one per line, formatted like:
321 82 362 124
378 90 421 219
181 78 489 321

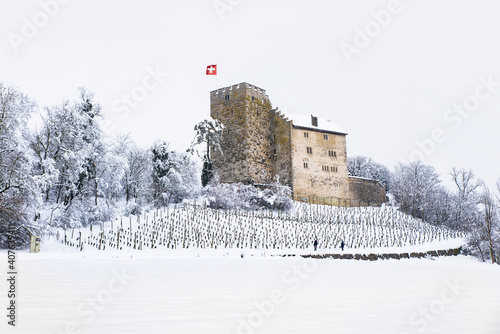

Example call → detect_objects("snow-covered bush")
51 198 118 228
123 198 142 216
203 175 292 210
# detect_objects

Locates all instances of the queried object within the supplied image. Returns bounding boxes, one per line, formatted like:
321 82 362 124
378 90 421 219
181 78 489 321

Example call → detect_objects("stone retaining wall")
284 247 462 260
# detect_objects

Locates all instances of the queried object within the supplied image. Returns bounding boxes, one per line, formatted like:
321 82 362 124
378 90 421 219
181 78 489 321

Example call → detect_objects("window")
303 162 308 169
328 150 337 158
323 134 328 140
252 96 255 102
273 135 276 142
273 149 277 155
307 147 312 154
257 110 259 116
331 166 338 173
322 166 329 172
304 132 309 138
225 95 230 100
231 110 234 115
311 115 318 127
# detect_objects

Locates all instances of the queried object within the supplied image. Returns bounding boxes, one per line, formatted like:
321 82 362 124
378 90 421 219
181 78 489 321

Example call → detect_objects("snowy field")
1 249 499 334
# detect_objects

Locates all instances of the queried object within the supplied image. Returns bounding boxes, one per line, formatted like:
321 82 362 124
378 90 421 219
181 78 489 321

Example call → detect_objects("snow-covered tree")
152 141 200 206
98 136 128 203
114 135 152 205
188 119 223 187
30 88 104 208
29 88 118 227
348 156 391 191
478 184 498 263
448 168 479 229
391 161 441 223
0 84 40 248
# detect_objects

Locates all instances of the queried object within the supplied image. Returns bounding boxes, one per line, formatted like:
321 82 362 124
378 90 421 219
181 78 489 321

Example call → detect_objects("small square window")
231 110 234 115
252 96 255 102
303 162 308 169
304 132 309 138
323 134 328 140
307 147 312 154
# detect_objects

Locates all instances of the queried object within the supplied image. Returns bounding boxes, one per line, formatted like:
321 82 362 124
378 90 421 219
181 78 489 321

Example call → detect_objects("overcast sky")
1 0 499 190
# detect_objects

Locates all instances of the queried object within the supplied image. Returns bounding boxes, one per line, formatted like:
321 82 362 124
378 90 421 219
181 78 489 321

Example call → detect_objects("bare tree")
480 184 498 263
392 161 441 223
449 168 479 229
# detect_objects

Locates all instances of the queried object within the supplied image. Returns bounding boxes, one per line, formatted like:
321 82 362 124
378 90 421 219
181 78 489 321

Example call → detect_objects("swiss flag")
206 64 217 75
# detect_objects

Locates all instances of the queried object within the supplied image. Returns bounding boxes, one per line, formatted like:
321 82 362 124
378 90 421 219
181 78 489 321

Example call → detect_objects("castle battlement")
273 108 290 124
210 82 269 100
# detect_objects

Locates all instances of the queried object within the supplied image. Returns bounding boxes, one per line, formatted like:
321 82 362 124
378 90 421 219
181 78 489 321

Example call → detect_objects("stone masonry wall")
243 84 273 183
270 109 293 188
348 176 386 206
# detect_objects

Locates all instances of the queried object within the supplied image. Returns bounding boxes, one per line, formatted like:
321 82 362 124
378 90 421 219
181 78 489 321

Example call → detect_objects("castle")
210 82 386 207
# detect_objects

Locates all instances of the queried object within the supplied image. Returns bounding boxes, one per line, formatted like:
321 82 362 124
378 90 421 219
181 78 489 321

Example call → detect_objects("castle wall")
348 176 387 206
290 126 349 201
270 110 293 188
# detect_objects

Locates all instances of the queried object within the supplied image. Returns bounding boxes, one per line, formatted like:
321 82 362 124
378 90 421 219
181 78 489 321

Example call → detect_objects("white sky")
1 0 499 190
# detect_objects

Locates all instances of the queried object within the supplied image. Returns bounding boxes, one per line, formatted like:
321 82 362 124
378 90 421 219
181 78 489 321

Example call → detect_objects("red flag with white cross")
206 64 217 75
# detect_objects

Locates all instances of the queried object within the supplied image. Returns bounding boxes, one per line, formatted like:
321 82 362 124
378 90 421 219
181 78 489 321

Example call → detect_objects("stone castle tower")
210 83 274 184
210 82 386 206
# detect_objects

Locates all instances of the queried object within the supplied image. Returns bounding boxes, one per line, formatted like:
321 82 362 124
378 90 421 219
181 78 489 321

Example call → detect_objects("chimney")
311 115 318 127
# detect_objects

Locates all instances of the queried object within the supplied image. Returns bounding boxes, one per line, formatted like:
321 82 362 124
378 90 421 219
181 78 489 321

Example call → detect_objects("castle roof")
286 113 347 135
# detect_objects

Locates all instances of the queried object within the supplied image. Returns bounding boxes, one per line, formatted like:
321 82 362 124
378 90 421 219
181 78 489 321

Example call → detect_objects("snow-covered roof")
285 113 347 135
